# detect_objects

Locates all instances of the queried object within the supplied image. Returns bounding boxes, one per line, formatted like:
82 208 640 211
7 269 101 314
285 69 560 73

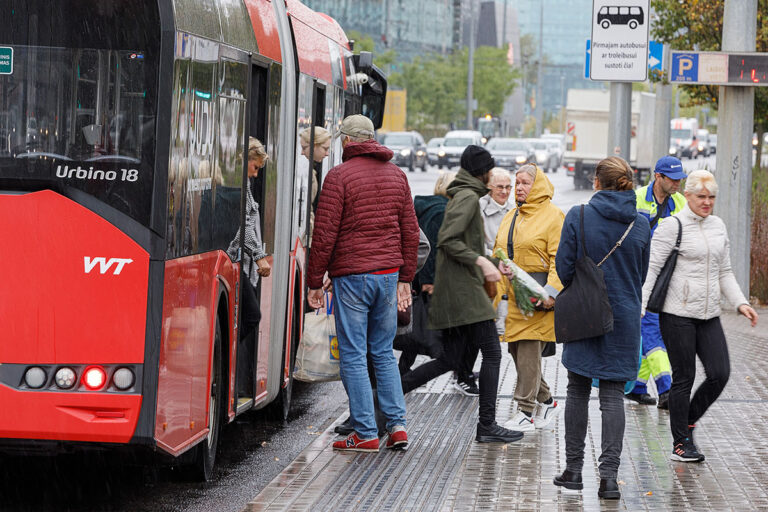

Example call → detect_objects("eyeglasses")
493 185 513 191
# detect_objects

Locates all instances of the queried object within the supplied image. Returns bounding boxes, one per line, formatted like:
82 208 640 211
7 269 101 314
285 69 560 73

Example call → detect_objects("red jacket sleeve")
398 178 420 283
307 169 343 289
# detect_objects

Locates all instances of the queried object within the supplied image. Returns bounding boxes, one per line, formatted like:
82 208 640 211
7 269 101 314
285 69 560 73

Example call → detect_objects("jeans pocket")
335 276 365 307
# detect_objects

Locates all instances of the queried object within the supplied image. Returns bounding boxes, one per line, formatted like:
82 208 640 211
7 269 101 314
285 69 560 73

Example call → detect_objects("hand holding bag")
554 205 635 343
293 292 341 382
646 216 682 313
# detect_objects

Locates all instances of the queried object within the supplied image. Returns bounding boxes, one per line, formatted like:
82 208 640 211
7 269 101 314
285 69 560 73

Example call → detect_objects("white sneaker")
534 400 561 429
503 411 535 432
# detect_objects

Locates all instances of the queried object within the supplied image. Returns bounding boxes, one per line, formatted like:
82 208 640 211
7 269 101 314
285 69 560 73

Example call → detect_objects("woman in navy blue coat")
553 157 650 500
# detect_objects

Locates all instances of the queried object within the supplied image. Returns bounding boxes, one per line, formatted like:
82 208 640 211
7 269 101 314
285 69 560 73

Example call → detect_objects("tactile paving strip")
245 311 768 512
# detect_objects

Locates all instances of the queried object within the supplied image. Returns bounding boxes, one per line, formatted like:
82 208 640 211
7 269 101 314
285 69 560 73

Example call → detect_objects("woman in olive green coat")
401 145 524 444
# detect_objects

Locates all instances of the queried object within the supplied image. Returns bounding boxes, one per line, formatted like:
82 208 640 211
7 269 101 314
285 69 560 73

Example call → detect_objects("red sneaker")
332 433 379 453
385 426 408 450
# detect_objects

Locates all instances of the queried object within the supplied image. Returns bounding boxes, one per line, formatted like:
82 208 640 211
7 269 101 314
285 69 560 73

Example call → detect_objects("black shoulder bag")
645 216 683 313
554 205 635 343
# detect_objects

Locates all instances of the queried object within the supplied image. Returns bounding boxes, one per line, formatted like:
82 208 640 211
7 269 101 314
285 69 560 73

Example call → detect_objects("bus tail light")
82 366 107 390
55 367 77 389
24 367 47 388
112 368 135 390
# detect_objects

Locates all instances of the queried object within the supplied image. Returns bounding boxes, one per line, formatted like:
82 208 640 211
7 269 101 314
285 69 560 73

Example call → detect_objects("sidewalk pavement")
245 309 768 511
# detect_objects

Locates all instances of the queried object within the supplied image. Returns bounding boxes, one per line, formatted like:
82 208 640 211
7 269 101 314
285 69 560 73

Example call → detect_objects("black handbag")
646 216 683 313
554 205 635 343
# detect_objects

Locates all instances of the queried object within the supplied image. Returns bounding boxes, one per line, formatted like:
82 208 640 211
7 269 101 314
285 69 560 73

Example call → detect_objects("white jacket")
642 204 748 320
479 194 513 255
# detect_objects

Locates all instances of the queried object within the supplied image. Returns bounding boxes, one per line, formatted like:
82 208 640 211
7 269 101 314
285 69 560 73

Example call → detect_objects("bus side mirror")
355 51 373 72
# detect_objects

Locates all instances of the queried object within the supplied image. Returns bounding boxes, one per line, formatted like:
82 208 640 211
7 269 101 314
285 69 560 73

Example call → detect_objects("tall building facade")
515 0 603 117
303 0 455 64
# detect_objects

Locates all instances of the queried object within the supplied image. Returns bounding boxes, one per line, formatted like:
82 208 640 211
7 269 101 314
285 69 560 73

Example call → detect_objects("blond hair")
595 156 634 191
685 169 718 195
248 137 267 161
299 126 331 147
433 171 457 197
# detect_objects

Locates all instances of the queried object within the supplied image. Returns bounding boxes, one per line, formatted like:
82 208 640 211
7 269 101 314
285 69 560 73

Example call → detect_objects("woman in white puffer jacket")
642 170 759 464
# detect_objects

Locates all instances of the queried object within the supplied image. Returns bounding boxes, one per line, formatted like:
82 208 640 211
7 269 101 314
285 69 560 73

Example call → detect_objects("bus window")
0 0 159 226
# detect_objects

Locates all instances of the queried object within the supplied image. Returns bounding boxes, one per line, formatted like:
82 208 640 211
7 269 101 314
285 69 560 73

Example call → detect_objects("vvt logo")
84 257 134 275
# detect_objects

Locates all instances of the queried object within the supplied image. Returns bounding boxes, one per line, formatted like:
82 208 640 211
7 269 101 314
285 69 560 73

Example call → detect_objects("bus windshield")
0 0 160 226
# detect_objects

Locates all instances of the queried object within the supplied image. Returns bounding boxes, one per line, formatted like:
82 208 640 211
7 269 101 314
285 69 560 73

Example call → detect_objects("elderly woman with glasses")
493 163 564 433
642 170 759 464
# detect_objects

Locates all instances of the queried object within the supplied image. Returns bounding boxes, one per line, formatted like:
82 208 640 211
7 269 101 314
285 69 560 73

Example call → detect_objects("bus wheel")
629 20 638 29
192 318 223 481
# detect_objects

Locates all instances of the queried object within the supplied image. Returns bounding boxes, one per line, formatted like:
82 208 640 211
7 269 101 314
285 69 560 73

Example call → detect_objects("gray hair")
489 167 512 184
685 169 719 195
515 163 537 181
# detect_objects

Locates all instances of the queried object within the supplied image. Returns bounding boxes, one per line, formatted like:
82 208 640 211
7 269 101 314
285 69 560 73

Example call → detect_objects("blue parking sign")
671 52 698 83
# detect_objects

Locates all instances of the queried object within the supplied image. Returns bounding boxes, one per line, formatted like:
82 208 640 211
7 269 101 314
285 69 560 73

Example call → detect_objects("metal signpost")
590 0 650 162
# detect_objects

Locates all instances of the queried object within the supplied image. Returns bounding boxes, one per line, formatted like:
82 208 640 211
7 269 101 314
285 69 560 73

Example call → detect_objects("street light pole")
466 0 476 129
535 0 543 136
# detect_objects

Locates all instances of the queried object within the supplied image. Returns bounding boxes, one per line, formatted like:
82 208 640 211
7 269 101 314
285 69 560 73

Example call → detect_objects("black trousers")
660 313 730 444
564 371 625 479
401 319 500 426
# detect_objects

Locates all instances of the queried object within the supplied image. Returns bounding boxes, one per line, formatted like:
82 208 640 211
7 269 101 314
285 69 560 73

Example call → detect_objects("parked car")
485 138 535 171
381 131 427 172
440 130 484 169
426 137 445 167
527 138 559 173
709 133 717 155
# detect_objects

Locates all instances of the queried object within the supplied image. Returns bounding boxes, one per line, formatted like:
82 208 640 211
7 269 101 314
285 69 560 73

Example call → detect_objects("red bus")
0 0 386 479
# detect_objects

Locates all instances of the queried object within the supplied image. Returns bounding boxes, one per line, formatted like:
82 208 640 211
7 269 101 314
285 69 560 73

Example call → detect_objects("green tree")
346 30 398 73
652 0 768 163
473 46 522 117
394 53 465 131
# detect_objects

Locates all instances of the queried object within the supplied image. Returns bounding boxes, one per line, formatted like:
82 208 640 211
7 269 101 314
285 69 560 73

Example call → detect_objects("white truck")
563 89 656 189
668 117 700 159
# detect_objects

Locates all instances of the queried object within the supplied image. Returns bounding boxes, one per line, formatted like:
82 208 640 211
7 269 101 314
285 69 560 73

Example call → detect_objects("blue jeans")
333 272 406 439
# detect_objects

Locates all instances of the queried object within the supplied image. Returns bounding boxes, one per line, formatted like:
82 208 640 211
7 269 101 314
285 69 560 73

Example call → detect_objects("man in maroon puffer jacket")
307 115 420 452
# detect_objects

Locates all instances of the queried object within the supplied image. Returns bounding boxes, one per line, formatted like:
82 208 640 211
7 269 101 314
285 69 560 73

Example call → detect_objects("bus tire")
629 20 638 29
191 317 223 481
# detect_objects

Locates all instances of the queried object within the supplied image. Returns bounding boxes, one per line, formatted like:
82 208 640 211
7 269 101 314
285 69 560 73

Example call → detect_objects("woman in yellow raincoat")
493 164 564 433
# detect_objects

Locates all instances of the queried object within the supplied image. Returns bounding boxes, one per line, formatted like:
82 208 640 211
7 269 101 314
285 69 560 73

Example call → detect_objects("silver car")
485 138 534 171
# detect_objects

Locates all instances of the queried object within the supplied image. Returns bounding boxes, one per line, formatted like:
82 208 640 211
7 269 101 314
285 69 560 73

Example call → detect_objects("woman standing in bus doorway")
642 170 759 463
494 164 564 432
300 126 332 244
554 157 650 500
228 137 271 342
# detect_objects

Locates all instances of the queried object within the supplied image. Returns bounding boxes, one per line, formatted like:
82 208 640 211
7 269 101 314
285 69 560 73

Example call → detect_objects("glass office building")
303 0 455 64
515 0 603 116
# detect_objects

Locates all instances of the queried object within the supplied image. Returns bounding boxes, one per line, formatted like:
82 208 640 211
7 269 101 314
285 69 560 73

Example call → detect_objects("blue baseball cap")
654 156 687 180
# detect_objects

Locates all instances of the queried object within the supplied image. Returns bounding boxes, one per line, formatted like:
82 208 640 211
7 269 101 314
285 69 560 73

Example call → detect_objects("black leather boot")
553 469 583 490
598 478 620 499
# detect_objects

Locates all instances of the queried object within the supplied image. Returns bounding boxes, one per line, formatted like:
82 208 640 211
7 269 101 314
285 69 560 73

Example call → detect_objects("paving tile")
245 310 768 511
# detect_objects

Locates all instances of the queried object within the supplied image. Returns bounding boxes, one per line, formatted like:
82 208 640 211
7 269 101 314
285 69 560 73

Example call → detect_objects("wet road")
0 380 346 512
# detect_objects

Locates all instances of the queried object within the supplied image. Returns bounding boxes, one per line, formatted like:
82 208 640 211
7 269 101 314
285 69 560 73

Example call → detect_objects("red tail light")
82 366 107 390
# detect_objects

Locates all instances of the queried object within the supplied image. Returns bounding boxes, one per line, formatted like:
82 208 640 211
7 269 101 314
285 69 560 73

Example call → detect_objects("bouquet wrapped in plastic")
494 248 550 317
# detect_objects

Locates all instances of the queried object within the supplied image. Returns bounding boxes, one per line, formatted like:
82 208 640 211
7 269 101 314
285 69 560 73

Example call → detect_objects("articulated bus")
0 0 386 479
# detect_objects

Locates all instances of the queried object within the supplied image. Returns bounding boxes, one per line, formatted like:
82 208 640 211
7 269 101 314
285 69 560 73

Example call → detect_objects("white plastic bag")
293 292 341 382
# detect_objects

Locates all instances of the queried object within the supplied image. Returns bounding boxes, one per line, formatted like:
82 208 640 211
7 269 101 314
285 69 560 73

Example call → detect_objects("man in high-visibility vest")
628 156 687 409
